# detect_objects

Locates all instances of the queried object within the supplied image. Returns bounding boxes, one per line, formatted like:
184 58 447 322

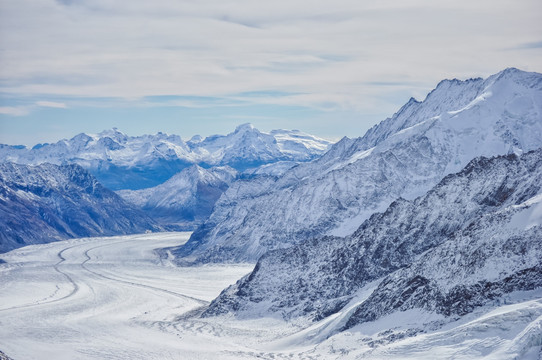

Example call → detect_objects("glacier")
1 230 540 359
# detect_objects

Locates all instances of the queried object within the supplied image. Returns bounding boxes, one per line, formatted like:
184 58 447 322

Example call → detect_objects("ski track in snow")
0 233 255 359
0 233 326 360
79 241 207 305
0 244 82 313
0 232 541 359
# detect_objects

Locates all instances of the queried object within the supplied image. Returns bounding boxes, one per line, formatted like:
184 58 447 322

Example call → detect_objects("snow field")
0 233 256 359
1 232 541 359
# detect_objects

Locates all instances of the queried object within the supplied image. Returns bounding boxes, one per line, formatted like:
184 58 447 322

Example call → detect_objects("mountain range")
0 125 333 246
0 124 332 190
0 67 541 357
203 148 542 344
172 67 542 264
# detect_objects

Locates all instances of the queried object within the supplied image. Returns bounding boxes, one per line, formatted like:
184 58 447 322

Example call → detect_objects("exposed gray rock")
203 149 542 330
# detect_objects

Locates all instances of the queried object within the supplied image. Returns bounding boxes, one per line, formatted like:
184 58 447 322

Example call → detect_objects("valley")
1 68 541 359
0 233 255 359
2 0 541 357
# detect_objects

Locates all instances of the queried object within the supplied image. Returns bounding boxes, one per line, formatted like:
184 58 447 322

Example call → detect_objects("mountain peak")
428 75 484 99
498 67 522 76
97 127 128 142
234 123 256 133
485 67 541 88
188 135 203 144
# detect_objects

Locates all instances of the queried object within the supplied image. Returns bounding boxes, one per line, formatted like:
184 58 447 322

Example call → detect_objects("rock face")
203 149 542 331
174 68 542 264
0 125 332 190
117 165 237 229
0 163 160 253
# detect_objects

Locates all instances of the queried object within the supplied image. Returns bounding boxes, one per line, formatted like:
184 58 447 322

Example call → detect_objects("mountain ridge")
203 148 542 338
117 165 238 229
173 67 542 264
0 162 160 253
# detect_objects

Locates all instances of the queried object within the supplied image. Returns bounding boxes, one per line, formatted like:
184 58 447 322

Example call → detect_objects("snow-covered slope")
174 68 542 264
0 125 333 190
0 163 160 253
117 165 237 229
203 149 542 338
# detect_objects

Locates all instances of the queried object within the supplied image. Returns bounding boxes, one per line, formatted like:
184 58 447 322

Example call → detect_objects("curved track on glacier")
0 233 256 360
0 236 206 314
1 233 540 360
79 241 207 304
0 244 82 313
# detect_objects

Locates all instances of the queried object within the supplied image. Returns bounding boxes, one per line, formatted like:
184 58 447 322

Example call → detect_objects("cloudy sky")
1 0 541 145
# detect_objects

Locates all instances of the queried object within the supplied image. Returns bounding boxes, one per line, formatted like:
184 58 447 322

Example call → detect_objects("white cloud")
0 106 31 116
0 101 66 117
0 0 541 116
36 101 67 108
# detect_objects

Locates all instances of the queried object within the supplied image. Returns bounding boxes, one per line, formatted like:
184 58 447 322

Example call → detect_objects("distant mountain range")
0 124 333 190
0 125 333 248
172 68 542 264
0 163 159 253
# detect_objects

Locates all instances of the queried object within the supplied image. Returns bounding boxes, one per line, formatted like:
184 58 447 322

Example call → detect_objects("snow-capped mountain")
0 163 159 253
188 124 331 170
174 68 542 264
0 125 332 190
117 165 237 229
203 149 542 339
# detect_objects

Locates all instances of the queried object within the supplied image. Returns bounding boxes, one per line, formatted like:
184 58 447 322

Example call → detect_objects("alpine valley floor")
0 233 540 360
